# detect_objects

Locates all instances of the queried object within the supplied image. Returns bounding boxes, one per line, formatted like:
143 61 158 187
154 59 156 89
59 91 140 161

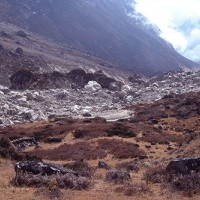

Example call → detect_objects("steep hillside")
0 21 130 87
0 0 198 75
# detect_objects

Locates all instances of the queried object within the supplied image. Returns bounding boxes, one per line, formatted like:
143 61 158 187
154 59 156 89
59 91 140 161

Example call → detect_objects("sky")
134 0 200 63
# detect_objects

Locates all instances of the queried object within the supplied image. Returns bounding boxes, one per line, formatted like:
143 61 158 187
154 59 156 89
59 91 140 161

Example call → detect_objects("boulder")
26 92 35 101
21 110 33 120
2 104 9 111
34 94 45 102
67 68 119 89
98 161 109 169
15 160 79 176
126 95 134 103
10 69 37 90
55 90 69 100
84 81 102 92
109 82 121 91
82 110 92 117
15 47 23 55
166 157 200 174
12 137 38 150
0 44 4 51
121 85 132 92
0 86 10 94
15 30 27 38
0 91 4 97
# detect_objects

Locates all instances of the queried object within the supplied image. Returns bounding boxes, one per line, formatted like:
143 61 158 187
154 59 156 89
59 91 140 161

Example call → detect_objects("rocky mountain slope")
0 21 130 87
0 0 198 75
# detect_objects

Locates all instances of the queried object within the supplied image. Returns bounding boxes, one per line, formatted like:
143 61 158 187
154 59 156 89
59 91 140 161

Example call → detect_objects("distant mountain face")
0 0 197 75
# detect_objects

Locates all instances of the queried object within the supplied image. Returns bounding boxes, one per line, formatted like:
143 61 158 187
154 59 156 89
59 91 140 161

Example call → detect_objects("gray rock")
55 90 69 100
0 86 10 94
166 157 200 174
84 81 102 92
26 92 35 101
34 94 45 102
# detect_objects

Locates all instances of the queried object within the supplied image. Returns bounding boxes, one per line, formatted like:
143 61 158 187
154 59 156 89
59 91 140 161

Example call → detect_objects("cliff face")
0 0 197 75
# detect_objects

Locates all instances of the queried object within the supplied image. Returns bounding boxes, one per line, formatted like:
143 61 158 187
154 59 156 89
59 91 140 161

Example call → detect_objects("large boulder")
84 81 102 92
10 69 37 90
67 69 119 89
166 157 200 174
0 86 10 94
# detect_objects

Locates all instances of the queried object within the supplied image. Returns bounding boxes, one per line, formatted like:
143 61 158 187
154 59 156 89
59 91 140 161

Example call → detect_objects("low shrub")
143 165 200 197
63 161 95 178
97 139 146 159
143 166 169 183
33 142 106 160
139 132 182 144
106 123 136 138
35 186 61 200
116 161 141 172
171 173 200 197
73 130 90 139
115 183 151 196
106 169 130 184
13 173 91 190
43 137 63 143
0 137 24 160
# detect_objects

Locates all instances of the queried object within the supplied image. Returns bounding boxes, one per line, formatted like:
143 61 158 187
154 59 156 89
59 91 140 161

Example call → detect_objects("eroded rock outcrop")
10 69 37 90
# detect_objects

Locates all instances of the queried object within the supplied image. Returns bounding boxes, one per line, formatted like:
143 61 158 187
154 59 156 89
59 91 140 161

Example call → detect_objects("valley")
0 1 200 200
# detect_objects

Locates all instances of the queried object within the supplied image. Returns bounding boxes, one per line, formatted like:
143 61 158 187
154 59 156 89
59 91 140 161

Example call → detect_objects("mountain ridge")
0 0 198 75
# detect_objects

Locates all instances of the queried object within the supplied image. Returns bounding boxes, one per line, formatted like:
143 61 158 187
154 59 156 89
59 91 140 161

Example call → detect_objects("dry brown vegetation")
33 141 106 161
13 173 91 190
139 132 182 144
115 183 151 196
97 139 146 159
0 92 200 199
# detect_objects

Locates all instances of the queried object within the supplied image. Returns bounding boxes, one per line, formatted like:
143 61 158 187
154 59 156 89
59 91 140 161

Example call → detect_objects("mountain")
0 0 198 75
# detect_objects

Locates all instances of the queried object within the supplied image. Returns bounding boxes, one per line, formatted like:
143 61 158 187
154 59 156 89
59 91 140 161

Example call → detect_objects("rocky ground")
0 68 200 126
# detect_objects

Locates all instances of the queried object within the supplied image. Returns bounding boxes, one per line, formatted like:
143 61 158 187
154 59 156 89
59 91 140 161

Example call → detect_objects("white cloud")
135 0 200 62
